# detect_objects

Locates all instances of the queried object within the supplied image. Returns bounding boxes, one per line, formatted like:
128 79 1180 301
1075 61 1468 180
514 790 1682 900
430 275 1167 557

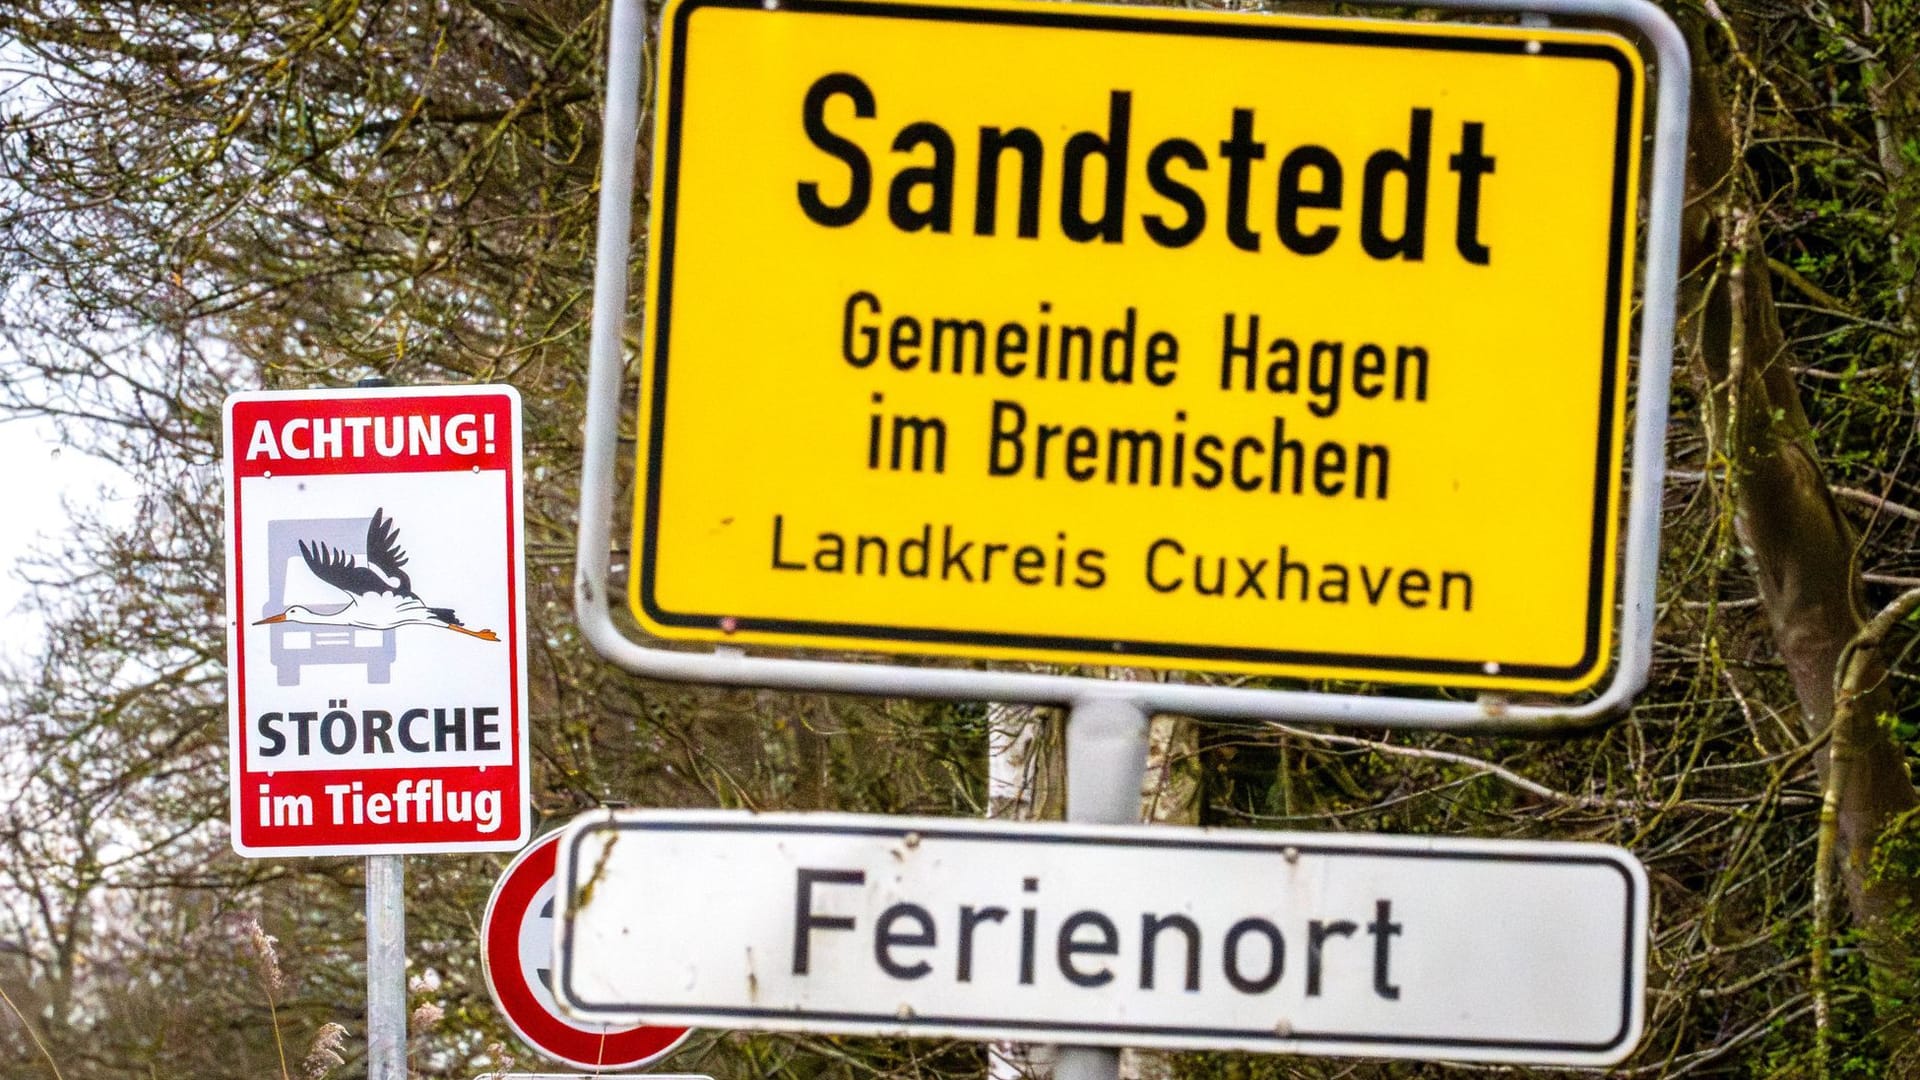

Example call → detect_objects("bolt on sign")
554 812 1649 1067
222 385 530 856
628 0 1646 693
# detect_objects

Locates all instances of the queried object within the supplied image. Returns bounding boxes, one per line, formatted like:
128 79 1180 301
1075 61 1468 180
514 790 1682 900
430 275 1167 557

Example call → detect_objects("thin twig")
1812 735 1838 1079
1268 724 1670 812
1835 485 1920 522
1767 255 1853 313
0 980 65 1080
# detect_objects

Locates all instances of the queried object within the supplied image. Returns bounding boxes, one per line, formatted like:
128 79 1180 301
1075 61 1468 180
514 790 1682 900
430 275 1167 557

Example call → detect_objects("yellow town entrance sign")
629 0 1643 693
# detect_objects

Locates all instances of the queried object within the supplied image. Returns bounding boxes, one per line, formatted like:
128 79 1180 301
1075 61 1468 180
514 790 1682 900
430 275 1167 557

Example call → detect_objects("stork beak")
254 613 288 625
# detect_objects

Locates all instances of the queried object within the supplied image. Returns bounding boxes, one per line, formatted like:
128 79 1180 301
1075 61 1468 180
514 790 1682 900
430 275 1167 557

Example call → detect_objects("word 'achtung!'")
243 412 498 461
797 74 1497 263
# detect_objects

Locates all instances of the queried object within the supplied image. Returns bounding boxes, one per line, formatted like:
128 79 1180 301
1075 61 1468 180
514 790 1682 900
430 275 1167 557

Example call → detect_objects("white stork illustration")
254 509 500 641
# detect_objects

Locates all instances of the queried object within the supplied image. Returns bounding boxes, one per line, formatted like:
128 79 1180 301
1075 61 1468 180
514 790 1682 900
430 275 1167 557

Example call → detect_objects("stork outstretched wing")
298 539 396 598
363 509 414 596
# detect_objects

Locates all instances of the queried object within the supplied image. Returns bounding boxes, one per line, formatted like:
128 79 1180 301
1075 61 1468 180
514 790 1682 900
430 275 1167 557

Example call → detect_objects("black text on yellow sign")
630 0 1643 693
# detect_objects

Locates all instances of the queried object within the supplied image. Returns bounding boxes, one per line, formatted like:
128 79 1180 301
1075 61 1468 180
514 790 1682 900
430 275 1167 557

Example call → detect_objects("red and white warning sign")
222 384 530 856
483 830 691 1070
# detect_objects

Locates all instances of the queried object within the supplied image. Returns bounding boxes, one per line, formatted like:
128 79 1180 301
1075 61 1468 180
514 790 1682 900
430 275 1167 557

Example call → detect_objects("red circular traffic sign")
482 830 691 1070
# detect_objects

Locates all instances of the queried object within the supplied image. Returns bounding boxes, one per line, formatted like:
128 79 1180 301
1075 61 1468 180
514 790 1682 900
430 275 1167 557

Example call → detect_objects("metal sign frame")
575 0 1689 733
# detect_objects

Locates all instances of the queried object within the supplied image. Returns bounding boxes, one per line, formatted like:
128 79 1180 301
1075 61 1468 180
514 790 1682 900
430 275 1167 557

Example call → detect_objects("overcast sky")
0 414 127 660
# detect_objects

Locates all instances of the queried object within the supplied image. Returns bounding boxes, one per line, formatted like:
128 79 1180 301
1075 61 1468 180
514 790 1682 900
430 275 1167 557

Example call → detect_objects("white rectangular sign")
223 385 531 856
554 811 1646 1066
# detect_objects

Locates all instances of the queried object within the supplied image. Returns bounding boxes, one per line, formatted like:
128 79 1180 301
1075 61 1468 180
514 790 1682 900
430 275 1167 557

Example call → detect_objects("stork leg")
444 624 501 642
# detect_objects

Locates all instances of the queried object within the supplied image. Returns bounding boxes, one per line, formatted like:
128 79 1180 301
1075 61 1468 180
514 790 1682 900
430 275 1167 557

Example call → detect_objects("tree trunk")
1682 28 1920 1006
1860 0 1920 380
987 701 1063 1080
1119 712 1201 1080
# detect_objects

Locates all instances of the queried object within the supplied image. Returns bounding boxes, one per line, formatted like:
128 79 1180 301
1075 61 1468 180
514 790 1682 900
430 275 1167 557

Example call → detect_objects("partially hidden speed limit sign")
483 830 692 1070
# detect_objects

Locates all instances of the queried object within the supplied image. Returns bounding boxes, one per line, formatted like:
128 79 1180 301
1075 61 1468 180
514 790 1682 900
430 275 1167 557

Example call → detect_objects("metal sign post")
367 854 407 1080
359 374 408 1080
1055 700 1150 1080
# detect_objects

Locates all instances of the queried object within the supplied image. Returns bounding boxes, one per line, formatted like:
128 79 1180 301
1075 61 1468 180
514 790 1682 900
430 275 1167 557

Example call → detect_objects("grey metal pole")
1054 698 1152 1080
350 378 407 1080
365 854 407 1080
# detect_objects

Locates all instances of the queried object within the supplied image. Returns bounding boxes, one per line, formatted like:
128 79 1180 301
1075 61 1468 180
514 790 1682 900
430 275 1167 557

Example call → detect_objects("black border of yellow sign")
634 0 1639 690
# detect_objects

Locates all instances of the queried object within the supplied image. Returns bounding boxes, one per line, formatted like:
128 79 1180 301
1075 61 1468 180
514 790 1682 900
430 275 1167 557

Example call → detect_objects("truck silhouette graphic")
262 515 396 685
